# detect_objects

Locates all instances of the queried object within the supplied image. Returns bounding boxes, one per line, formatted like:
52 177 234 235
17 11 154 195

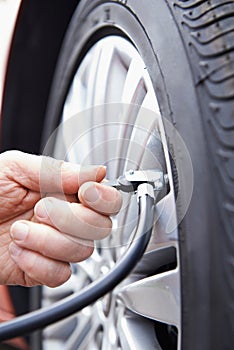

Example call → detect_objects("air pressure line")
0 170 166 341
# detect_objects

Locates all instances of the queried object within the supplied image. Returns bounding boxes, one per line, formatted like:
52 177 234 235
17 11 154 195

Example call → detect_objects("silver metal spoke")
111 53 148 174
117 269 180 327
65 310 100 350
123 92 158 172
89 43 116 163
121 54 146 106
117 310 163 350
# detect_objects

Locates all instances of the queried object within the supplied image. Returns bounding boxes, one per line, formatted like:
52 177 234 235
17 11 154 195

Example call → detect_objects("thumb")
0 151 106 194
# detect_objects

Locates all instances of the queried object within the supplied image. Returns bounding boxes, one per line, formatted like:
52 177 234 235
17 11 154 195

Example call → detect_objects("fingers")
40 160 106 194
1 150 106 194
78 182 123 215
34 197 113 240
9 242 71 288
9 216 95 287
10 221 94 263
32 182 122 240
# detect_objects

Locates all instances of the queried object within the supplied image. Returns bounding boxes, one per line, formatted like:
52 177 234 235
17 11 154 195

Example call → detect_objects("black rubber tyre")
42 1 234 349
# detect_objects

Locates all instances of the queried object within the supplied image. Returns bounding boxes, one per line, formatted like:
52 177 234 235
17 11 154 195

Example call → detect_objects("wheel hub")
43 35 180 350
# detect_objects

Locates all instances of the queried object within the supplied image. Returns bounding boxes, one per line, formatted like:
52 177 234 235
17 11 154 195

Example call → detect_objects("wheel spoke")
117 311 163 350
122 92 158 172
89 43 116 163
121 55 146 106
65 311 100 350
118 269 180 328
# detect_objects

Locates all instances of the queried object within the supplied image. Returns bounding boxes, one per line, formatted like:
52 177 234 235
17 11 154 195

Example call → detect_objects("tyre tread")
170 0 234 346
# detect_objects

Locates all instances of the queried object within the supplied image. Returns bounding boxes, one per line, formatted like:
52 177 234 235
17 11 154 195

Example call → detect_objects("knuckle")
1 150 22 161
23 253 37 278
40 157 65 192
0 150 23 175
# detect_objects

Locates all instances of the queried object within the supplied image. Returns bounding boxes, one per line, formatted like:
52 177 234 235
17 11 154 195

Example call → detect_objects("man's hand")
0 151 122 287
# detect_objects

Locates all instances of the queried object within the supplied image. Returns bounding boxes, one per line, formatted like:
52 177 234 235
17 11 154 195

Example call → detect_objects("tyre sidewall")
43 1 226 349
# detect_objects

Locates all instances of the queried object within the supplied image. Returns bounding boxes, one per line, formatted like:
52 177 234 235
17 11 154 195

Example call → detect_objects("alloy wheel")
43 36 181 350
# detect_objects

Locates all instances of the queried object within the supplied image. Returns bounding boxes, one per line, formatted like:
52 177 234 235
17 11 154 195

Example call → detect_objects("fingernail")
10 222 29 242
82 183 100 203
96 166 107 181
9 242 23 258
35 199 52 219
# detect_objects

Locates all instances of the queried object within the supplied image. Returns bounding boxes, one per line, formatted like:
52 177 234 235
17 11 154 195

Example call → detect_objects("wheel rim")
43 36 181 350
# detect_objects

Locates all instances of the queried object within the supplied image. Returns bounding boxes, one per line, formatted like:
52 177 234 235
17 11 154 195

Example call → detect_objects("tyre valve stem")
104 169 168 199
